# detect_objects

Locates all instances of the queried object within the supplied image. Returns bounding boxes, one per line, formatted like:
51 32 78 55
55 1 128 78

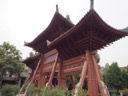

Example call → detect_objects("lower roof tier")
23 54 41 70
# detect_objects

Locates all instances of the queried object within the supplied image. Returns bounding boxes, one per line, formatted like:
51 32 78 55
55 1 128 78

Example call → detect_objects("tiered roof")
25 7 74 53
24 2 128 68
49 9 128 60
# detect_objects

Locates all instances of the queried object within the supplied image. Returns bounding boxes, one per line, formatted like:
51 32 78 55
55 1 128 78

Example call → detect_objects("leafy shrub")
27 84 40 96
26 85 87 96
109 89 118 96
40 86 74 96
0 84 19 96
77 88 87 96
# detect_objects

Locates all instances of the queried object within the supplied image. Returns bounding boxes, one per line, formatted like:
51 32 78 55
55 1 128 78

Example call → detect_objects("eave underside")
49 10 128 61
50 23 125 61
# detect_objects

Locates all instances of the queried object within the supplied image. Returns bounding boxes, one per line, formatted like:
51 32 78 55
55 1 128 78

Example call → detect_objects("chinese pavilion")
17 1 128 96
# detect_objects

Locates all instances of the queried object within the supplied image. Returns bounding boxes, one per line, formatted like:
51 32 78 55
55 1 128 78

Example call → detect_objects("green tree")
29 51 35 57
95 53 100 63
103 63 110 80
0 42 24 86
0 84 19 96
120 66 128 89
103 62 122 90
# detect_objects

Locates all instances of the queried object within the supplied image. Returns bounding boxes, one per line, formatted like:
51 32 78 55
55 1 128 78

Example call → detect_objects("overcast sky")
0 0 128 67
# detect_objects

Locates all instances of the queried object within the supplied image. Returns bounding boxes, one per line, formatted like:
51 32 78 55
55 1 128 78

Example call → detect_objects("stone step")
16 93 25 96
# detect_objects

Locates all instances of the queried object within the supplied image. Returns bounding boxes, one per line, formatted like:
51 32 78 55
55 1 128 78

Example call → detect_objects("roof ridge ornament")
56 4 59 12
46 40 51 46
90 0 94 10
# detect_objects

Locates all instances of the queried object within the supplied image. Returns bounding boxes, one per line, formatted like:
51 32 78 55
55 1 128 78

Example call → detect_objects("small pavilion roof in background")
25 5 74 53
22 54 41 70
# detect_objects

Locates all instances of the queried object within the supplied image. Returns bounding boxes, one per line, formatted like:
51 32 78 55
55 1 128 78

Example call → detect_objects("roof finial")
90 0 94 10
66 14 72 23
66 14 70 20
56 5 59 12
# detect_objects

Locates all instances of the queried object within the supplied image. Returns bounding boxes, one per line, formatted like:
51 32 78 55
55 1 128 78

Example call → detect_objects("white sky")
0 0 128 67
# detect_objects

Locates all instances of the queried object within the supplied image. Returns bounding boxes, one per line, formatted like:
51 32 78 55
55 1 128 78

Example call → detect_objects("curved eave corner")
24 42 32 47
120 27 128 33
90 10 128 36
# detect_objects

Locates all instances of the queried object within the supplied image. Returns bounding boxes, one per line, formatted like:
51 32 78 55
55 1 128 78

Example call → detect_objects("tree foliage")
29 51 35 57
0 42 24 82
103 62 128 91
104 62 122 90
120 66 128 89
27 85 74 96
0 84 19 96
95 53 100 63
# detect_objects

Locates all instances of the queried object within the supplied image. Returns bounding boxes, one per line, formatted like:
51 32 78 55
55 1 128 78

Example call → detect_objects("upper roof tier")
25 11 74 53
49 9 128 60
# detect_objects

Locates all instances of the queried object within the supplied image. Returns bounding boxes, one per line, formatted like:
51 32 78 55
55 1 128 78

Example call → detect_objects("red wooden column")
93 55 110 96
58 59 66 88
58 59 62 87
86 50 99 96
38 56 45 88
38 75 45 88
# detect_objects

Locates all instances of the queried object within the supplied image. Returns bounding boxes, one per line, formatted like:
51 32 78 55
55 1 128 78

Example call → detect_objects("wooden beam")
44 49 58 58
62 54 84 64
92 36 109 45
43 65 59 73
44 59 55 65
63 66 83 73
63 59 84 66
